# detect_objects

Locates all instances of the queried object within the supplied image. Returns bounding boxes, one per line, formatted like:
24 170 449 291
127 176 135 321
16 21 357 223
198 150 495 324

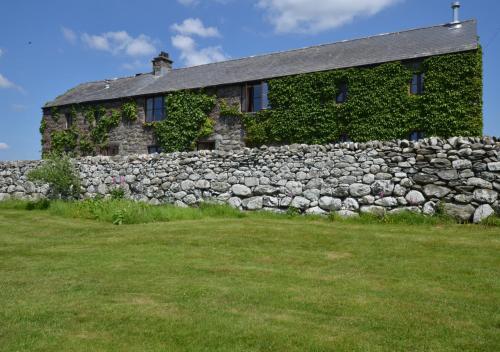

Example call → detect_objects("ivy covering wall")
149 91 216 153
244 50 482 146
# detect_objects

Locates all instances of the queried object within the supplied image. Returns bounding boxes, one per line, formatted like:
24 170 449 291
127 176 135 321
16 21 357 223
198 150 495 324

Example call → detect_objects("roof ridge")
169 19 476 73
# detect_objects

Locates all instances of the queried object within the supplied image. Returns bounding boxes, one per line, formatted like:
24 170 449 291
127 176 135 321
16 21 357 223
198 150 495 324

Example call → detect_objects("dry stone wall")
1 136 499 223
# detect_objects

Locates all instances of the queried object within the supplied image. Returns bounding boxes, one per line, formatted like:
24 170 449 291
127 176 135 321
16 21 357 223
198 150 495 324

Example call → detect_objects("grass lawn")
0 206 499 351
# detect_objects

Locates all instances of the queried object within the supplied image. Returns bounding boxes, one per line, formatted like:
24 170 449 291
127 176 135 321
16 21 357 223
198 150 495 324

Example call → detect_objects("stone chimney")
152 52 173 76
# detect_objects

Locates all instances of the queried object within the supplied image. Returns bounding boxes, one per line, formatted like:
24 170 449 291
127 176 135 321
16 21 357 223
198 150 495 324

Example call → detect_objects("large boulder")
360 206 386 217
437 169 458 181
343 198 359 211
413 173 439 184
473 204 495 224
231 184 252 197
242 196 263 210
443 203 475 222
375 197 398 207
467 178 492 189
405 190 426 205
318 196 342 211
285 181 303 196
473 189 498 204
349 183 371 197
180 180 195 191
487 162 500 172
290 196 310 210
305 206 328 215
371 180 394 196
254 185 277 195
335 210 359 218
452 159 472 170
423 184 451 198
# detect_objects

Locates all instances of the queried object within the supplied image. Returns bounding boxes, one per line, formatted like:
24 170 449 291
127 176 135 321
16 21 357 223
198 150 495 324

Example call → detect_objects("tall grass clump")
46 199 246 225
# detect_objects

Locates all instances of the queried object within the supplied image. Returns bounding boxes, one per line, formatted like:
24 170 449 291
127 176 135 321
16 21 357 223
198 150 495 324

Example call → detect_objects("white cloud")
0 142 9 150
81 31 157 57
61 27 77 44
177 0 199 5
257 0 401 34
171 34 228 67
0 48 3 57
171 18 220 38
171 18 228 67
0 73 23 91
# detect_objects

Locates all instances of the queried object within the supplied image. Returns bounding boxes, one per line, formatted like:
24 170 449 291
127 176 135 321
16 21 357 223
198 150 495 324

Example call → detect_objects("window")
409 131 425 141
197 141 216 151
339 133 351 143
244 82 269 112
65 113 73 129
145 96 165 122
410 73 424 95
148 145 163 154
336 83 348 104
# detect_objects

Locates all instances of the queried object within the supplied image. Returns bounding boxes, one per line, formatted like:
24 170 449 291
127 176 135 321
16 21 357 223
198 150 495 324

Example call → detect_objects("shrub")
27 153 81 200
110 187 126 200
25 199 51 211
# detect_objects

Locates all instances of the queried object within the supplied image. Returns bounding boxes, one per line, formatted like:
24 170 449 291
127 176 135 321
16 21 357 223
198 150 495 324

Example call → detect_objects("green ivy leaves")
244 50 482 145
152 91 216 153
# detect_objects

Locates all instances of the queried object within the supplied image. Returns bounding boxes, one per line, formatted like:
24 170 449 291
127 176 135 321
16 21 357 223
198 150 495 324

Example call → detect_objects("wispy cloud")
0 142 9 150
257 0 401 34
61 26 77 44
177 0 199 6
81 31 157 57
171 18 228 67
0 73 22 91
0 48 3 58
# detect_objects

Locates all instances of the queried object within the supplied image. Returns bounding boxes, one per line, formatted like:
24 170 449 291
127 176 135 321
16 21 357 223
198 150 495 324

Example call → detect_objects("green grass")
0 204 499 351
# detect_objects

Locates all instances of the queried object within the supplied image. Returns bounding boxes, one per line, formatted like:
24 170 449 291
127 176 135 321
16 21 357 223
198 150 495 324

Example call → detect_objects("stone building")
42 16 481 156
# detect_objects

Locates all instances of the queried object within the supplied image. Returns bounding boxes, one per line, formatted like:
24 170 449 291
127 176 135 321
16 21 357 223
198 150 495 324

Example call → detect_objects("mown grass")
0 203 499 351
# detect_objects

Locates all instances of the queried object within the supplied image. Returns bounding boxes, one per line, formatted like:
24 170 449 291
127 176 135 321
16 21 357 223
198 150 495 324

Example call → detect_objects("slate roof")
45 20 478 108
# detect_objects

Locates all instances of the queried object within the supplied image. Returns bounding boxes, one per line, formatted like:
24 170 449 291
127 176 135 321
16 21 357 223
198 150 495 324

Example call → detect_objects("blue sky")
0 0 498 160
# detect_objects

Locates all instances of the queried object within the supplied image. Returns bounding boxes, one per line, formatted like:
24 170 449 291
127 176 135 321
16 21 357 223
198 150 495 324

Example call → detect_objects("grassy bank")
1 198 498 226
0 206 499 351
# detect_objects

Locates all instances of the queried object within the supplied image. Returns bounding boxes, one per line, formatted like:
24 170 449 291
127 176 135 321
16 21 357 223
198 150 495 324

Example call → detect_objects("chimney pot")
152 52 173 76
451 1 461 24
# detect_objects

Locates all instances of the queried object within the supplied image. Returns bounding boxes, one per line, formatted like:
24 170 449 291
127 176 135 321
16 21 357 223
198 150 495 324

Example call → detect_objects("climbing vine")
45 104 122 156
151 91 216 152
121 100 138 122
243 50 482 146
50 127 79 155
219 100 244 118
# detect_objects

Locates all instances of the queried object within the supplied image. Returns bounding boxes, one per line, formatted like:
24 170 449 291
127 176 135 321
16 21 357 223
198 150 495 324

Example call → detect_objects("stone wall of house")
42 85 245 156
2 136 499 223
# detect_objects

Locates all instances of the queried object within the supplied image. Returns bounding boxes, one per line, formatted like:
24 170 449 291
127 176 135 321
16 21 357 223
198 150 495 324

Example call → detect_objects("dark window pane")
146 109 153 122
154 96 163 110
336 83 348 103
148 145 162 154
146 98 153 111
409 131 425 141
154 108 163 121
410 74 424 95
65 114 73 128
247 86 255 112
